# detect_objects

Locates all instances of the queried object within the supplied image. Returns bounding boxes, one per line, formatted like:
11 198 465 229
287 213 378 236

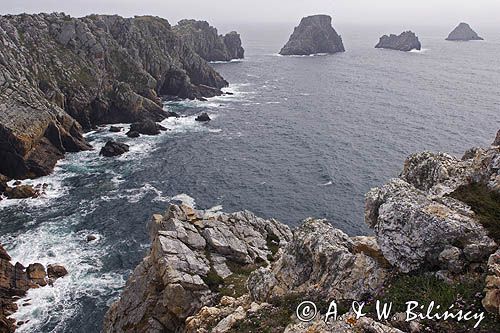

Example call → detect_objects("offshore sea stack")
174 20 244 61
446 23 484 41
0 13 230 180
375 31 421 51
279 15 345 56
104 130 500 332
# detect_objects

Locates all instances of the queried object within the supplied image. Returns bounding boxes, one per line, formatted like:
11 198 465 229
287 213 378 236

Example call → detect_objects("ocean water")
0 23 499 332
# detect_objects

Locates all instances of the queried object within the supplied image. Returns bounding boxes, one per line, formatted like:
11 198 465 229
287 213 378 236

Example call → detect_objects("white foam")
209 59 244 64
4 222 124 333
171 193 196 208
409 48 429 53
319 181 333 186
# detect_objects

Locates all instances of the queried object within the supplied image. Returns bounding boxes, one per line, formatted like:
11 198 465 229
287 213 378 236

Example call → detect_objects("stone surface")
99 141 129 157
174 20 244 62
0 13 229 179
279 15 345 55
129 120 163 135
375 31 421 51
109 126 122 133
47 264 68 279
493 130 500 146
4 185 39 199
247 218 389 302
483 249 500 314
446 23 484 41
195 113 211 122
103 204 292 333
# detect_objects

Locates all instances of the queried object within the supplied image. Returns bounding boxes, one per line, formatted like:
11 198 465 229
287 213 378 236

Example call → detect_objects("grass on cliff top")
449 183 500 242
379 274 500 332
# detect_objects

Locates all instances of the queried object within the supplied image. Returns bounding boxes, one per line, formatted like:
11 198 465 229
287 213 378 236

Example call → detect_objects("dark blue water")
0 24 499 332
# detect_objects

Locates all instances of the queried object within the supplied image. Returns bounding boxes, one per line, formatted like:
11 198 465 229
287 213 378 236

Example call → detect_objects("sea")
0 23 499 332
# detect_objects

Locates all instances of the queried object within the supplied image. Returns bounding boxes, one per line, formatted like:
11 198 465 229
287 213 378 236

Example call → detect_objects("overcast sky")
1 0 499 28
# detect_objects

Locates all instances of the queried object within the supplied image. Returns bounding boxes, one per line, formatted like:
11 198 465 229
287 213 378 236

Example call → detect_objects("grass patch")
378 273 500 332
449 183 500 242
202 267 224 292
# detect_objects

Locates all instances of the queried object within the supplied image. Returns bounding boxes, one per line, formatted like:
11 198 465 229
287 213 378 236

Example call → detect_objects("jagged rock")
247 218 389 302
99 140 129 157
483 249 500 314
125 130 140 138
4 185 39 199
103 204 291 333
129 120 163 135
493 130 500 146
285 315 404 333
195 113 211 122
375 31 421 51
0 174 9 194
366 178 496 273
279 15 345 56
26 263 47 287
0 13 229 179
446 23 484 41
86 235 97 242
47 264 68 279
109 126 122 133
174 20 244 62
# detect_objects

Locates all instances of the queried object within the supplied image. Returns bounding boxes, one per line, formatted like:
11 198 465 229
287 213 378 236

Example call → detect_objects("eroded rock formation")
446 23 484 41
0 13 229 179
279 15 345 56
375 31 421 51
174 20 244 62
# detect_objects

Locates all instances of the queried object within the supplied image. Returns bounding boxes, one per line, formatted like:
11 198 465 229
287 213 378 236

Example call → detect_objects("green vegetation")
378 273 500 332
450 183 500 242
202 267 224 292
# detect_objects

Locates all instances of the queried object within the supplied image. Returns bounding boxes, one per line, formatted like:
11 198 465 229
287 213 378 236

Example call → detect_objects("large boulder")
129 120 163 136
446 22 484 41
375 31 421 51
493 130 500 146
279 15 345 56
99 140 129 157
4 185 39 199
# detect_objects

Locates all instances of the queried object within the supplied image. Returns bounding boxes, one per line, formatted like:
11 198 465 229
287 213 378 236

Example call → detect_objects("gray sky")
1 0 499 27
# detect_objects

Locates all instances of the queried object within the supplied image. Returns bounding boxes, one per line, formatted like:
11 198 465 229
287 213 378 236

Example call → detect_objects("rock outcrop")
446 23 484 41
99 141 129 157
104 130 500 332
375 31 421 51
195 112 211 122
493 130 500 146
279 15 345 56
0 244 67 332
174 20 244 62
103 204 292 333
0 13 229 179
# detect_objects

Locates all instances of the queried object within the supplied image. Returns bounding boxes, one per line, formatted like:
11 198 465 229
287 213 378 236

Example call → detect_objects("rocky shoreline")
103 130 500 332
0 13 242 182
0 245 67 332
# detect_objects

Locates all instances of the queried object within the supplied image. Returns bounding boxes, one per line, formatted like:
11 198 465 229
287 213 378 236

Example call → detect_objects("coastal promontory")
174 20 244 62
279 15 345 56
0 13 232 180
375 31 421 51
446 23 484 41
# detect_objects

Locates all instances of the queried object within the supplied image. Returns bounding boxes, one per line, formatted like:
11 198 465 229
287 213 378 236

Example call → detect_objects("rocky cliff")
174 20 244 62
104 130 500 333
279 15 345 56
0 13 229 179
446 23 484 41
375 31 421 52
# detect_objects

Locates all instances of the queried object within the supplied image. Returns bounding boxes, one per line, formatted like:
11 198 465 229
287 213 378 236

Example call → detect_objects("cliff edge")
0 13 230 180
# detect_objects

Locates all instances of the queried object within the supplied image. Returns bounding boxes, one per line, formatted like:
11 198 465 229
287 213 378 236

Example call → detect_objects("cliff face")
375 31 421 51
0 13 229 179
174 20 244 62
446 23 484 41
104 131 500 333
279 15 345 56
